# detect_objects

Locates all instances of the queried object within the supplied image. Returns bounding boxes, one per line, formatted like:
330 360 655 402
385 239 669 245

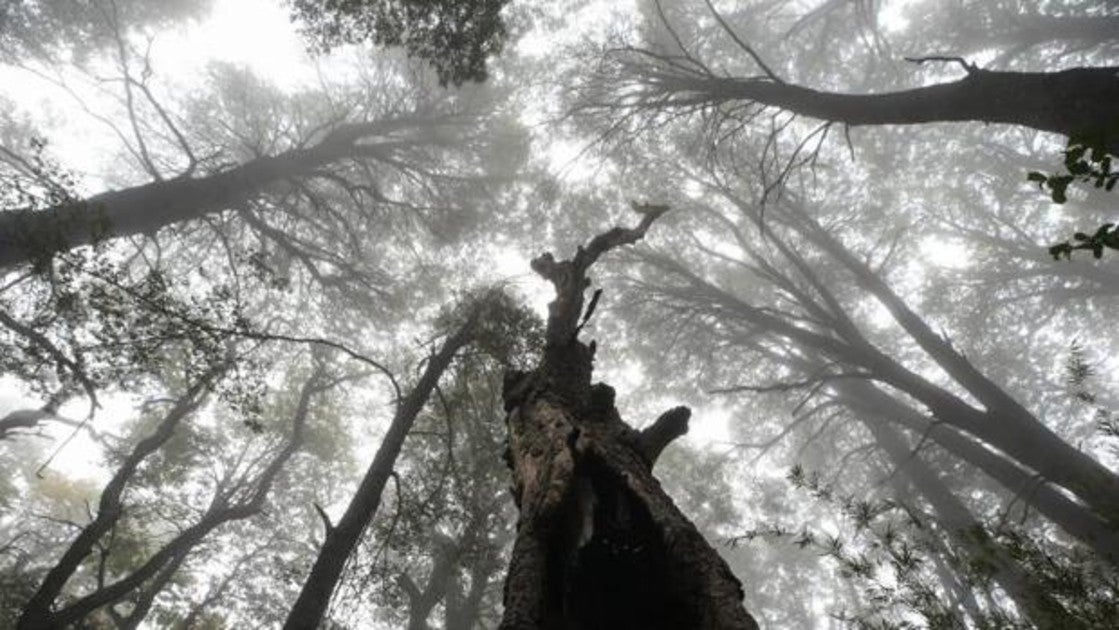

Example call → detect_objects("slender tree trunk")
638 230 1119 561
838 379 1119 565
499 206 757 630
787 206 1119 526
16 376 213 630
283 318 479 630
400 535 459 630
20 366 322 629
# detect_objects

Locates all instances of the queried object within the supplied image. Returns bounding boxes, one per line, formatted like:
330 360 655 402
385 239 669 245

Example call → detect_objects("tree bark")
779 205 1119 526
499 206 757 630
625 61 1119 151
838 379 1119 566
0 116 447 270
283 317 480 630
638 232 1119 561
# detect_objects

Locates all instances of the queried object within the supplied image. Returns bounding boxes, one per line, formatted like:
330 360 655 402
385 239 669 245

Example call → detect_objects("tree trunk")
20 366 324 629
498 206 758 630
838 379 1119 565
16 374 215 630
630 63 1119 152
283 316 480 630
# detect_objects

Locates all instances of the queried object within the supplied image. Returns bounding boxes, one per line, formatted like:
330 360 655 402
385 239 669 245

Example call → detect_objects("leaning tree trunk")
498 204 758 630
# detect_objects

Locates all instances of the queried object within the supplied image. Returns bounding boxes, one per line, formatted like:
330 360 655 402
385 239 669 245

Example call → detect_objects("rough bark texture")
498 205 757 630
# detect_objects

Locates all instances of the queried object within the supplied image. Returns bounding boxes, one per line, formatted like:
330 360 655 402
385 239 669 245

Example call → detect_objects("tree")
368 356 515 630
289 0 512 87
578 1 1119 154
0 95 499 271
284 289 538 628
4 1 1119 627
0 0 513 272
498 205 757 629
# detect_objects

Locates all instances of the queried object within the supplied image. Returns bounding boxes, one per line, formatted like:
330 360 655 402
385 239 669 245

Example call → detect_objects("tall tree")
289 0 512 86
498 205 757 629
578 1 1119 153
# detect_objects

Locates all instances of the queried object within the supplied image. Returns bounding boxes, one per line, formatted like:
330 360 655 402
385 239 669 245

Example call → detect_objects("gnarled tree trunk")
498 205 758 630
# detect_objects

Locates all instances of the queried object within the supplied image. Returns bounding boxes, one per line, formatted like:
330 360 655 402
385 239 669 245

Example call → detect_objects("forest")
0 0 1117 628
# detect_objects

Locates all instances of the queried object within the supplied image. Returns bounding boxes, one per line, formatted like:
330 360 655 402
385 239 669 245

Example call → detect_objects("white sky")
0 0 974 488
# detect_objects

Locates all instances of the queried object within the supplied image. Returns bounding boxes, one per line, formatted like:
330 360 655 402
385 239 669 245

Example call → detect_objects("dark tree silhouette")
580 4 1119 154
290 0 511 86
0 112 476 271
498 205 758 630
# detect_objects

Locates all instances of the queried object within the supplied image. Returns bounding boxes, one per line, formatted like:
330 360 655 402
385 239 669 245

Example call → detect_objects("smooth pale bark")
633 65 1119 151
0 116 440 270
283 320 478 630
639 231 1119 558
781 206 1119 525
499 207 757 630
400 535 460 630
400 506 504 630
648 193 1119 530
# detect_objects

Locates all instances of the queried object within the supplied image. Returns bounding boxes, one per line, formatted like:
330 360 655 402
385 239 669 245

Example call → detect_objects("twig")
904 55 978 74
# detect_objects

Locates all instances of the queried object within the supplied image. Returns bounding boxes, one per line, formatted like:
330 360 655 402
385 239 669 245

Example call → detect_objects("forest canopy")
0 0 1116 628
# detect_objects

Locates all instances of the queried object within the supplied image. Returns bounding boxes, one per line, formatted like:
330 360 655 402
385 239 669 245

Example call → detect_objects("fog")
0 1 1116 628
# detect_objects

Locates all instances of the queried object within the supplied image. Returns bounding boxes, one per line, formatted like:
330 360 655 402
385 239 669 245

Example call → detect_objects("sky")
3 2 1119 628
0 0 314 481
0 0 738 488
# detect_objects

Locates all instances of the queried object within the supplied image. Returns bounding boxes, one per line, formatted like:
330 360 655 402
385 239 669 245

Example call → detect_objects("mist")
0 1 1116 628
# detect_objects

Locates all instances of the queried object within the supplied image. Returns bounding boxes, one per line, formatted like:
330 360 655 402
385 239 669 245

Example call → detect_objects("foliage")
732 465 1119 629
344 357 512 628
289 0 511 86
2 1 1119 627
1028 130 1118 260
436 287 545 370
1047 223 1119 261
1028 134 1117 205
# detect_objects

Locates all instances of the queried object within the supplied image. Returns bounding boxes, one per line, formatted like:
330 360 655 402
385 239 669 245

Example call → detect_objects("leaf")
1049 243 1072 261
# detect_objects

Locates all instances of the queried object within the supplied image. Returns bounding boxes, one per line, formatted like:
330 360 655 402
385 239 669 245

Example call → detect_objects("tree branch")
638 406 691 467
